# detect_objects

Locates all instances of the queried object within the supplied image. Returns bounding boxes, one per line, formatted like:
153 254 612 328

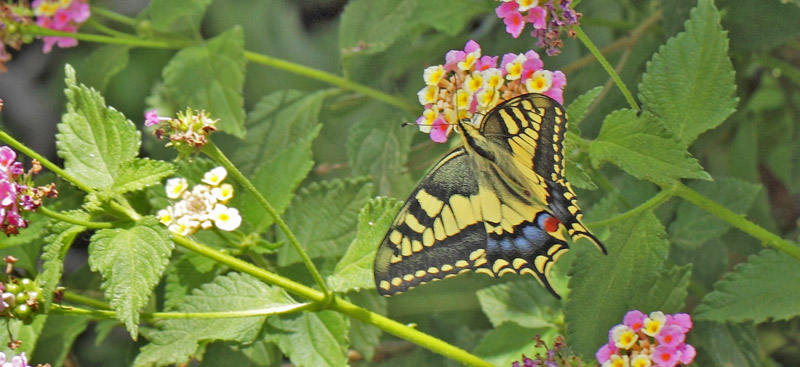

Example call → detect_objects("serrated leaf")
233 90 326 175
162 28 246 137
32 315 90 367
566 86 603 127
565 160 597 190
691 321 760 367
88 217 174 339
134 272 297 367
113 158 176 195
473 323 555 367
56 65 141 190
339 0 418 56
241 125 321 232
694 249 800 323
346 291 386 362
41 213 89 309
163 252 220 310
565 211 669 360
328 197 403 292
270 311 349 367
669 178 761 249
346 112 414 197
637 264 692 313
78 45 131 93
412 0 493 36
148 0 211 34
277 178 373 266
639 0 737 146
476 279 562 329
589 109 711 183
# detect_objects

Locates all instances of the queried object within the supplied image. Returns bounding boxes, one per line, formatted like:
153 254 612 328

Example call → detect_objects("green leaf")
134 272 297 367
589 109 711 183
162 27 247 137
473 323 554 367
41 214 88 309
564 160 597 190
691 321 760 367
148 0 212 34
277 178 373 266
203 340 282 367
476 279 562 329
163 252 220 310
241 125 321 232
566 86 603 127
0 317 47 357
57 65 141 190
637 264 692 314
638 0 737 146
669 178 761 249
32 315 90 367
328 197 403 293
233 90 326 175
694 249 800 323
346 291 386 362
88 217 174 339
565 211 669 360
78 45 131 93
113 158 176 195
270 311 350 367
339 0 418 56
346 111 414 197
412 0 493 36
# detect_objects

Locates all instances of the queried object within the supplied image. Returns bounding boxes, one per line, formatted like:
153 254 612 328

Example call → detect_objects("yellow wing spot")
568 205 579 215
444 273 458 279
469 249 486 261
527 110 543 124
390 255 402 264
520 99 534 110
519 268 537 277
404 213 426 234
576 212 584 221
412 240 423 253
551 172 559 181
470 194 483 219
433 217 446 240
552 248 567 263
441 264 454 272
455 260 469 268
553 154 561 163
512 258 528 269
499 110 521 134
554 164 561 175
416 189 444 218
390 230 402 245
563 191 574 201
554 117 562 128
391 277 403 287
480 188 502 223
538 107 546 115
475 268 495 277
473 257 488 267
440 205 459 236
534 255 549 272
544 261 555 278
379 280 391 291
494 225 505 235
492 259 510 273
428 267 440 274
458 268 471 275
520 131 538 148
401 237 412 257
552 143 560 152
423 228 435 247
498 267 517 276
555 107 564 116
415 270 427 278
403 274 415 282
552 133 560 143
450 195 477 229
547 244 563 256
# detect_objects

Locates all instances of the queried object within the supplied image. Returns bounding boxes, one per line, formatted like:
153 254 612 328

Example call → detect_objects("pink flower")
500 53 518 73
522 50 543 73
145 109 162 127
52 9 72 28
668 313 693 333
542 70 565 104
444 50 463 71
68 1 91 23
653 345 680 367
679 344 696 364
495 1 519 18
655 325 685 348
527 6 547 29
429 116 452 143
475 55 498 71
623 310 645 332
503 11 526 38
595 342 616 364
0 146 16 169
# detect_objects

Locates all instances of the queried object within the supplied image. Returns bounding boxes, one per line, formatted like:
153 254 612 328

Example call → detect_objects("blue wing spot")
499 238 514 253
513 236 532 252
487 238 499 253
522 224 548 244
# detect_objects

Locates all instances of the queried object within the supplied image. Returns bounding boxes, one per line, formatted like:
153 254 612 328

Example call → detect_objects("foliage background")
1 0 800 366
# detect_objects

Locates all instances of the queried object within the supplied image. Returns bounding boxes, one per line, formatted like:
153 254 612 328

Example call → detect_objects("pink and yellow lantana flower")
596 310 696 367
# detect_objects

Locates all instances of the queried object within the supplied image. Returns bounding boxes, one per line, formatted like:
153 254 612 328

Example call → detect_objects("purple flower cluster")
495 0 581 56
0 146 56 236
0 351 30 367
511 335 583 367
596 310 696 367
32 0 89 53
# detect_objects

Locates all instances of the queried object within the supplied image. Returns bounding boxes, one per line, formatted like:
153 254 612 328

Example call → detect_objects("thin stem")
21 24 191 49
586 187 673 228
671 182 800 261
172 235 493 367
63 292 111 310
38 206 112 229
201 142 330 299
89 6 137 27
0 129 95 194
85 18 137 39
574 26 639 110
52 302 314 320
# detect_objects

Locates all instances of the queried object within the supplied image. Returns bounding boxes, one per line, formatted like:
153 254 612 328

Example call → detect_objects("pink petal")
69 1 91 23
475 55 498 71
679 344 696 364
503 11 525 38
444 50 465 72
595 343 614 364
495 2 519 18
464 39 480 54
527 7 547 29
542 87 563 105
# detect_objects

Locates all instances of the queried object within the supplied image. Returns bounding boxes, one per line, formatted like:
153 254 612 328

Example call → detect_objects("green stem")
586 187 673 228
38 207 111 229
574 26 639 110
63 292 111 310
671 182 800 261
89 6 137 27
22 24 191 48
85 18 137 39
244 51 417 113
173 235 492 367
201 142 331 300
53 302 314 320
0 129 95 194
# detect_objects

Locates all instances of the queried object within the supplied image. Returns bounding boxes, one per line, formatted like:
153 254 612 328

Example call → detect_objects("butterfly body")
374 93 606 298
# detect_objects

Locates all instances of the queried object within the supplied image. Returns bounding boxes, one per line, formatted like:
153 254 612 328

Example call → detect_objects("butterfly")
373 93 606 298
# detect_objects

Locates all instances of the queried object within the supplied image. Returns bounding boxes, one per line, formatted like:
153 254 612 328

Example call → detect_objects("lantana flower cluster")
596 310 696 367
0 3 31 72
32 0 89 53
0 351 33 367
145 108 219 159
495 0 581 56
512 335 584 367
0 146 57 236
416 40 565 143
158 167 241 236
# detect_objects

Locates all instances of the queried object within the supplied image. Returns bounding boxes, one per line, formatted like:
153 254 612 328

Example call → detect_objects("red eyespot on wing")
543 216 560 233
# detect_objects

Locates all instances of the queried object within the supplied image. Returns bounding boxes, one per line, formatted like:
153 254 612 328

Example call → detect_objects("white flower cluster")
158 167 241 235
